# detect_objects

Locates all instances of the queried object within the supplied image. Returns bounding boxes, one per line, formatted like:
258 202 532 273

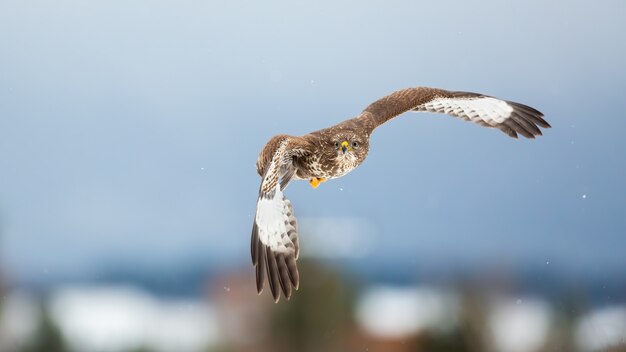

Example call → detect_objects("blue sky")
1 0 625 283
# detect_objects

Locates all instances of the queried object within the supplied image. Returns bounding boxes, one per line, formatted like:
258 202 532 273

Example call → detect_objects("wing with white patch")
251 137 300 302
360 87 550 139
415 91 550 139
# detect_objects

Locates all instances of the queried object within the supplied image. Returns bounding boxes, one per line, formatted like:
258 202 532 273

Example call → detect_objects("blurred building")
0 285 217 352
0 291 38 351
49 285 217 352
576 305 626 352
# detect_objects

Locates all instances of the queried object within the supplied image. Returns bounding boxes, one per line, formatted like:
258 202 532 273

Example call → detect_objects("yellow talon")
309 177 327 189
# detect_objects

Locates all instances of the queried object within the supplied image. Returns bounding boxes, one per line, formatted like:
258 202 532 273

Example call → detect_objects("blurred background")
1 0 625 351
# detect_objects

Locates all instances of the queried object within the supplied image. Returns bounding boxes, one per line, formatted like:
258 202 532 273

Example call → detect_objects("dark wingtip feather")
286 254 299 289
255 242 266 294
496 101 551 139
498 125 518 139
509 101 551 129
251 222 258 265
255 246 300 302
505 117 534 139
512 113 541 136
276 254 292 299
266 247 281 303
537 115 551 128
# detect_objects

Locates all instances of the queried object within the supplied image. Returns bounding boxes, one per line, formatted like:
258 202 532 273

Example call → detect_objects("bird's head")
331 132 369 162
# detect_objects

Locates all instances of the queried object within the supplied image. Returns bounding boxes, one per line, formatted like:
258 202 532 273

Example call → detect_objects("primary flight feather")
251 86 550 302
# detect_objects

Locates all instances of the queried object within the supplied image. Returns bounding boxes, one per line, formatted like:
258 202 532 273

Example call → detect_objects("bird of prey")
251 86 550 302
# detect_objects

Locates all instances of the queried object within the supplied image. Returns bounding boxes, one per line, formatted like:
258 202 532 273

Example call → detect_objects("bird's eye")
334 141 339 147
352 141 359 148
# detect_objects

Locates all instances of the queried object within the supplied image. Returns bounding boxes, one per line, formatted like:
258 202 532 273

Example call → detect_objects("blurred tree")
542 291 587 352
455 285 493 352
23 301 70 352
267 259 357 352
419 330 472 352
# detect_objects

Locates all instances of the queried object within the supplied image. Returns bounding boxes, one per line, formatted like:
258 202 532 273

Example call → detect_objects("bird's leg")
309 177 327 189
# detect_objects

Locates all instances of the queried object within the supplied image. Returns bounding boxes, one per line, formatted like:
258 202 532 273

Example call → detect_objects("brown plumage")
251 86 550 302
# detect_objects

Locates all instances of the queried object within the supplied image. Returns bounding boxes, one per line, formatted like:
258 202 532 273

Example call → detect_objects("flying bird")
251 86 550 302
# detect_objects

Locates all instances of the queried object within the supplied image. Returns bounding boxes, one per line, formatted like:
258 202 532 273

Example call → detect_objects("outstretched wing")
359 87 550 138
251 136 302 302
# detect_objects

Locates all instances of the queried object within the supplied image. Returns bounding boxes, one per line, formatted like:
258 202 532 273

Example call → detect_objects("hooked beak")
341 141 349 154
